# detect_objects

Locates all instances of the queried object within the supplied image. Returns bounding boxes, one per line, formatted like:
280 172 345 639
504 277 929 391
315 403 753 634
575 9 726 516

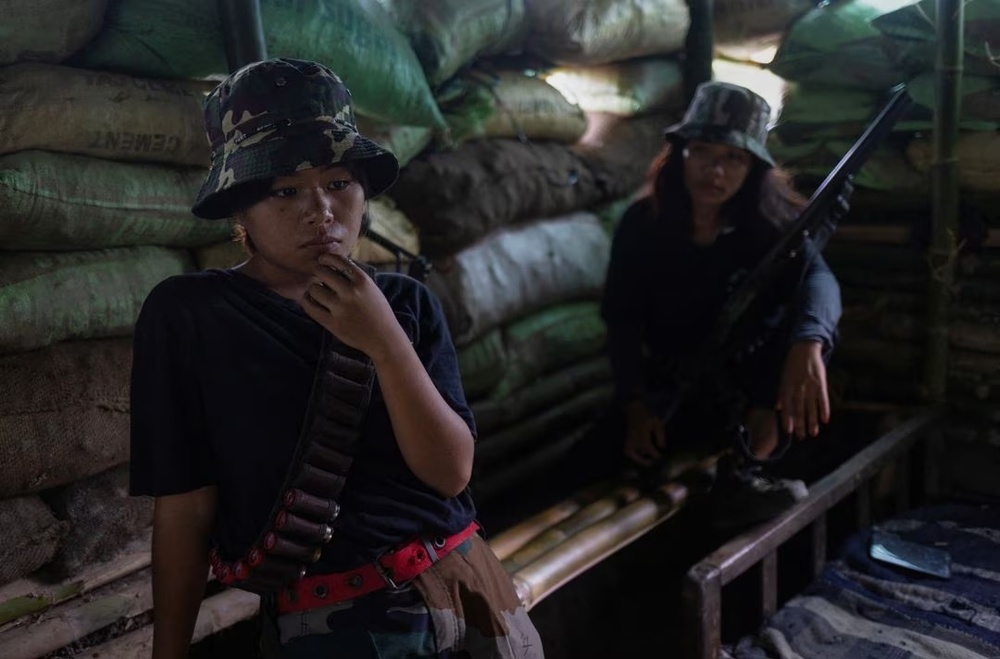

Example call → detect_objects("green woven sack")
0 0 108 65
873 0 1000 77
0 151 228 250
0 247 192 354
768 0 922 89
457 329 507 401
490 302 607 400
376 0 526 86
73 0 443 127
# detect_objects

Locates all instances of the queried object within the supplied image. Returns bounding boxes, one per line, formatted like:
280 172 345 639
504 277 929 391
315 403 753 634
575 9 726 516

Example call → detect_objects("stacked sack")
0 0 445 590
823 240 1000 409
0 1 214 587
764 0 1000 202
762 0 1000 409
381 0 693 503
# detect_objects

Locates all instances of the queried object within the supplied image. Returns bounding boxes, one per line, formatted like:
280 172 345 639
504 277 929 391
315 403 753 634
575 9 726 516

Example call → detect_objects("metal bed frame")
682 408 946 659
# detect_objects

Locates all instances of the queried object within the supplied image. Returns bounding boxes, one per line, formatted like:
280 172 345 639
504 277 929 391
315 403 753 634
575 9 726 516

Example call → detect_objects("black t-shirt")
601 197 841 404
129 268 478 572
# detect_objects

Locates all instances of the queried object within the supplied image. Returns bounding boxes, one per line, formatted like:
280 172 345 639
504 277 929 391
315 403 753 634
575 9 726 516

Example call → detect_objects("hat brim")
664 122 775 167
192 124 400 220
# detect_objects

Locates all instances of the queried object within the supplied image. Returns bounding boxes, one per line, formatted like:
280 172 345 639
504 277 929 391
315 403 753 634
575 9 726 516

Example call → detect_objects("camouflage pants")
268 535 544 658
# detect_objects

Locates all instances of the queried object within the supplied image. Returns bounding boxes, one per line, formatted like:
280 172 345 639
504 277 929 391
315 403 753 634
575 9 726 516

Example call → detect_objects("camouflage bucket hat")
664 81 775 167
192 58 400 220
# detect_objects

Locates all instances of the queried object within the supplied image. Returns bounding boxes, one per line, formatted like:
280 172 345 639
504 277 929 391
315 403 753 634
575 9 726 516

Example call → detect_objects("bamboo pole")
217 0 266 71
0 537 150 628
487 481 615 561
80 588 260 659
0 570 153 659
684 0 714 101
510 478 696 610
501 484 644 573
923 0 964 402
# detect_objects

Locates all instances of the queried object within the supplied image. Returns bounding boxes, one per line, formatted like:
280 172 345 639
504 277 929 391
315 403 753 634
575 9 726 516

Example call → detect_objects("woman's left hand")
776 340 830 439
302 253 408 360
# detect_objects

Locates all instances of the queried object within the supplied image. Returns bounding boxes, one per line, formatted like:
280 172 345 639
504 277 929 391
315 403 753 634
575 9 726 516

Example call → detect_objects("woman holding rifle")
600 81 843 530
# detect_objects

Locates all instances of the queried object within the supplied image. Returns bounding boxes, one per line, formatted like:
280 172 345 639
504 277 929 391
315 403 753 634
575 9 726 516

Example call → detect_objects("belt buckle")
373 551 401 590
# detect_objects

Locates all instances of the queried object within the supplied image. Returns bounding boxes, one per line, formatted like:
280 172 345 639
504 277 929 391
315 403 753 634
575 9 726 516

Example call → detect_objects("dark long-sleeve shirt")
600 198 841 406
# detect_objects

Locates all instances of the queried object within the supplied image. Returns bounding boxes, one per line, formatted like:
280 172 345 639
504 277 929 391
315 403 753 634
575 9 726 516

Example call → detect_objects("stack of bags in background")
383 0 697 503
766 0 1000 202
0 0 215 588
0 0 880 590
761 0 1000 412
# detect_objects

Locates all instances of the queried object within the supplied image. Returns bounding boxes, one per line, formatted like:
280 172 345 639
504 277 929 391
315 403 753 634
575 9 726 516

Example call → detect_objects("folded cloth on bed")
728 503 1000 659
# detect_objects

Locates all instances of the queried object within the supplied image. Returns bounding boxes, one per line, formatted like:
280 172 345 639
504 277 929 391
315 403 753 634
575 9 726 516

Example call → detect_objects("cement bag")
440 70 587 144
457 329 508 401
715 0 815 45
355 116 433 167
0 151 228 251
491 302 607 400
376 0 527 86
574 111 680 201
474 385 614 470
873 0 1000 77
43 465 153 578
390 139 603 258
472 357 610 437
0 247 193 354
768 0 922 90
772 138 927 192
907 132 1000 193
428 212 610 346
524 0 690 66
775 86 884 143
543 57 685 117
909 73 1000 126
353 198 421 265
1 0 108 65
72 0 444 128
775 83 991 145
0 339 131 498
0 63 212 167
0 496 68 587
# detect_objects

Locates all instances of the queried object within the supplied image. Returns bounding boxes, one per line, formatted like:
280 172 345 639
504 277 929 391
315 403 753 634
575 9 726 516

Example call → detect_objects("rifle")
363 228 433 283
659 84 914 425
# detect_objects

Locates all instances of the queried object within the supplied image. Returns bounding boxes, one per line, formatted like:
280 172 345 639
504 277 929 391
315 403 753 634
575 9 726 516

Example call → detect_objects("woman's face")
682 140 753 209
238 164 366 277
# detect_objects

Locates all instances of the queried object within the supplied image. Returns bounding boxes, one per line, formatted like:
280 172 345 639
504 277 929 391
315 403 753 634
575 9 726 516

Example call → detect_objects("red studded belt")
275 521 480 615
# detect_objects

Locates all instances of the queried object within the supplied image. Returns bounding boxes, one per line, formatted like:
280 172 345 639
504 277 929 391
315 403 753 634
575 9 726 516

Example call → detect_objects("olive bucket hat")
192 58 400 220
663 81 775 167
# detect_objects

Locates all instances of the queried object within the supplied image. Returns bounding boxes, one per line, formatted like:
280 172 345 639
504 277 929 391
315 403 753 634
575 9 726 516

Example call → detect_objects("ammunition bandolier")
209 324 375 594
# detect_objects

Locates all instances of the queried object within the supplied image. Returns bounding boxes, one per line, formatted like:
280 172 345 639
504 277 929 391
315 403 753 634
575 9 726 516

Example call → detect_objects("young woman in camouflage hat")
600 81 843 529
130 58 543 659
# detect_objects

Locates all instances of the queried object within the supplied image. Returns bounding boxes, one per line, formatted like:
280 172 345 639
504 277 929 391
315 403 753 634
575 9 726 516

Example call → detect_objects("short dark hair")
228 162 372 255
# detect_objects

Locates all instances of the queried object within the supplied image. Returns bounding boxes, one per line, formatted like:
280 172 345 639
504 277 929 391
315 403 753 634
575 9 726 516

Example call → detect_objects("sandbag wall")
0 0 440 596
765 0 1000 204
382 0 720 504
0 0 834 596
0 1 211 589
756 0 1000 416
